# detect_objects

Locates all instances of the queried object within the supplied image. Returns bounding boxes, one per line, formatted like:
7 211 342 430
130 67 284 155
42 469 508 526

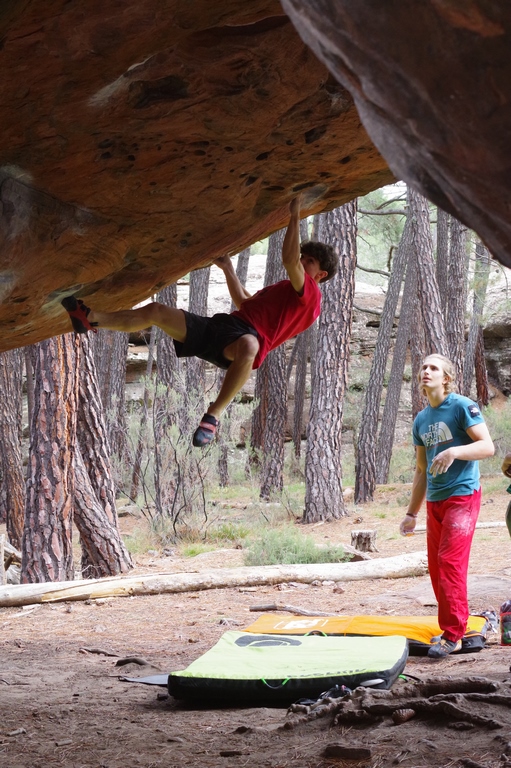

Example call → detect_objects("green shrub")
181 543 215 557
207 521 251 544
123 526 157 555
244 526 348 566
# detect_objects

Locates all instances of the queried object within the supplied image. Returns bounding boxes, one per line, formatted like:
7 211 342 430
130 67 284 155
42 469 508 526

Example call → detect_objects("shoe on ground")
192 413 219 447
427 636 462 659
61 296 98 334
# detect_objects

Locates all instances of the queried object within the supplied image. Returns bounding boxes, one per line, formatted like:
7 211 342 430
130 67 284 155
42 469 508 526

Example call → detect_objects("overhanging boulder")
0 0 391 351
282 0 511 269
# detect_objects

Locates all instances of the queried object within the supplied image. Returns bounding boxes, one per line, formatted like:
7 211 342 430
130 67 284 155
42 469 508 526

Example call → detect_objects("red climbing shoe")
192 413 219 447
61 296 98 334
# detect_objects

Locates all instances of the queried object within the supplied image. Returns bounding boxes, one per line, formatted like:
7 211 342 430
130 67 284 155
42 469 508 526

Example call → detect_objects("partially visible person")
61 197 338 447
502 453 511 479
501 453 511 538
400 354 494 659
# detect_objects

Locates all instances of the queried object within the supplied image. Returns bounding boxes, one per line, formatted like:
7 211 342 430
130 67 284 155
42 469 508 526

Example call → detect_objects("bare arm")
429 421 494 477
214 255 252 309
282 196 305 294
400 446 427 535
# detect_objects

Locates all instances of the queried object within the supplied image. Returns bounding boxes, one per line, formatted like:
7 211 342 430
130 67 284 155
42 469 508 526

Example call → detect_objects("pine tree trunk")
355 211 410 503
24 347 35 433
258 229 288 500
292 330 309 458
131 325 157 500
260 345 287 500
154 284 182 517
218 249 252 486
186 266 210 401
73 444 132 578
463 240 491 397
408 187 449 357
475 327 490 407
445 217 468 388
76 335 133 573
376 250 417 484
290 223 313 459
304 202 357 522
91 329 129 460
0 349 25 548
410 286 427 419
21 336 77 583
436 207 450 313
250 231 287 462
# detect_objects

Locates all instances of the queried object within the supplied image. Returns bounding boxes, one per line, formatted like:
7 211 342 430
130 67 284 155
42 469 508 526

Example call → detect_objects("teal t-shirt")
412 393 484 501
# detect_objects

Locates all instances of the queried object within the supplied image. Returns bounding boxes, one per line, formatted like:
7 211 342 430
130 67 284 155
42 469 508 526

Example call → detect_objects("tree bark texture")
77 336 116 523
351 529 378 552
408 187 449 357
304 202 357 522
24 347 35 434
91 329 129 460
0 349 25 548
291 222 314 459
250 229 287 459
292 330 309 458
355 211 410 503
463 240 491 397
446 217 468 388
154 283 184 517
259 229 288 500
260 346 287 500
76 335 133 574
376 250 417 484
474 327 490 407
186 266 210 400
22 336 77 583
410 289 428 419
435 207 450 313
73 444 132 578
156 283 182 390
131 325 157 500
219 248 252 485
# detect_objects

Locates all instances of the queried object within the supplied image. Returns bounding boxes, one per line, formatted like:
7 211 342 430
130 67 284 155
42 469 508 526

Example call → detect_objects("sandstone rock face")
484 314 511 395
282 1 511 269
0 0 392 351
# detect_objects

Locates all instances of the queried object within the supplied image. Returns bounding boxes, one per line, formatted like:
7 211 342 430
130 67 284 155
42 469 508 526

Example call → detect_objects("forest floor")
2 481 511 768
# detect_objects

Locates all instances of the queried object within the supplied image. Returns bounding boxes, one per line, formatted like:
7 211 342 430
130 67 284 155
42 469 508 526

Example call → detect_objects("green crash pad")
168 631 409 707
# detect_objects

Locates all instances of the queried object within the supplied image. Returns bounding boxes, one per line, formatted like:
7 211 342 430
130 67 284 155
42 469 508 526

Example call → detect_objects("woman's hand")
429 447 458 477
399 514 417 536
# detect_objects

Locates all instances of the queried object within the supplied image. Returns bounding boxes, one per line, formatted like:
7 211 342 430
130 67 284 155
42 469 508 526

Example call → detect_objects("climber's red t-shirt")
231 272 322 369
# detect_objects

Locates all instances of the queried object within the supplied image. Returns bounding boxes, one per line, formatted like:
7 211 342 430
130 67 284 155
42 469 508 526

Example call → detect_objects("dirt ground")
2 485 511 768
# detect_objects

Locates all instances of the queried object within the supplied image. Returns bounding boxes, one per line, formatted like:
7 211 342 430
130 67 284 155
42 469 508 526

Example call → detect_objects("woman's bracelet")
405 512 418 518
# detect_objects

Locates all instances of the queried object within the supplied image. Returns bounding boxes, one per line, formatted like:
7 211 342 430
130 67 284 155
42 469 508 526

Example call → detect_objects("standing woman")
400 354 494 659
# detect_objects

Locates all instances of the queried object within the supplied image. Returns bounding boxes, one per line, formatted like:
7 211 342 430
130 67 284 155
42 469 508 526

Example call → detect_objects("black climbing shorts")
173 311 258 370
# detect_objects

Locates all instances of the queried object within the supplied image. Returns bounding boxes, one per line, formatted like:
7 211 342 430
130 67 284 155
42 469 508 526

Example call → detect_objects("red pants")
426 487 481 642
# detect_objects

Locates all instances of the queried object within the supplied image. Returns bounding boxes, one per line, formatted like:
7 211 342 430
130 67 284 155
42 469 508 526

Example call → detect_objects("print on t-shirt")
420 421 454 448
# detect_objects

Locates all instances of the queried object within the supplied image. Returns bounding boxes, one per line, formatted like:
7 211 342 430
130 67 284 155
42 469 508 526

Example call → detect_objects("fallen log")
0 550 428 608
413 521 506 534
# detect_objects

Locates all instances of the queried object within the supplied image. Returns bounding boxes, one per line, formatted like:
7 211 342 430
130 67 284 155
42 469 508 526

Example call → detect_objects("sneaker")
61 296 98 334
427 636 462 659
192 413 219 447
